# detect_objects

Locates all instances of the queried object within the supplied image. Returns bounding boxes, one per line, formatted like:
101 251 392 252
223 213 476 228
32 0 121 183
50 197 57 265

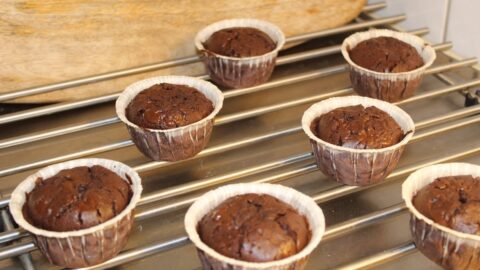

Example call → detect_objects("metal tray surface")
0 3 479 269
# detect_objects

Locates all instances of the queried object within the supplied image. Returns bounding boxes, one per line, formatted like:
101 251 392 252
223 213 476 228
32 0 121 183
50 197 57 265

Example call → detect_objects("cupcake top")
413 175 480 235
203 27 276 57
126 83 214 129
348 36 424 73
197 193 310 262
23 165 132 232
310 105 405 149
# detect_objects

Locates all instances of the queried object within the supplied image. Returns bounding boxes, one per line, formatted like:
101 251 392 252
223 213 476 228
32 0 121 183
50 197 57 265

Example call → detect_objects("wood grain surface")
0 0 366 103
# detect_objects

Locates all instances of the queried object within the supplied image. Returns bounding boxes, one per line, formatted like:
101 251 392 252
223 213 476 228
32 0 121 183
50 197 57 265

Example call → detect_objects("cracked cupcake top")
197 193 310 262
413 175 480 235
23 166 132 232
126 83 214 130
348 36 424 73
311 105 406 149
203 27 276 57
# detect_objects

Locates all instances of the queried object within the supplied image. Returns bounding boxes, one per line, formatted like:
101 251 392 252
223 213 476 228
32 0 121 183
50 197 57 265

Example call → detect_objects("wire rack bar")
0 56 471 178
337 242 416 270
0 22 431 127
0 115 478 261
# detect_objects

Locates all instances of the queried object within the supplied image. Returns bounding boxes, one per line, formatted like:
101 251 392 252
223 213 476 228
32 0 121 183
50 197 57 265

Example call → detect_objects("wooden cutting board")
0 0 366 103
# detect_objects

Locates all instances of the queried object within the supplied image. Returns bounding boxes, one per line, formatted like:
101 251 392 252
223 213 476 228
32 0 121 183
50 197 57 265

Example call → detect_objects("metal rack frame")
0 2 479 269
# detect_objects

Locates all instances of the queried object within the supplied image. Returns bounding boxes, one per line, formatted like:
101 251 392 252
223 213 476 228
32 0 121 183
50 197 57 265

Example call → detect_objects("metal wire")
0 211 35 270
69 135 479 270
337 242 416 270
0 113 478 261
0 28 433 149
0 19 431 127
0 55 472 178
79 204 410 270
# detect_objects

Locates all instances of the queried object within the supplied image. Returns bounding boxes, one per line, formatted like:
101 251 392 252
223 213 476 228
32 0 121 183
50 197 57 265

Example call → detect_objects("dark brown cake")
204 27 276 57
310 105 405 149
348 36 424 73
413 175 480 235
126 83 214 130
23 166 132 232
198 193 310 262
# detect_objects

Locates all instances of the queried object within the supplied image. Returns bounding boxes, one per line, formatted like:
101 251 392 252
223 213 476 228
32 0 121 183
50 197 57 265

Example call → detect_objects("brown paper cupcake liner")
341 29 436 102
185 183 325 270
195 18 285 89
9 158 142 268
302 96 415 186
116 76 224 161
403 163 480 269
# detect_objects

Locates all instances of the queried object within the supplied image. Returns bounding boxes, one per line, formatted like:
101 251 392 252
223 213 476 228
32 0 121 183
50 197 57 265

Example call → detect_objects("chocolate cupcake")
125 83 214 130
23 166 132 232
116 76 224 161
185 183 325 270
349 37 424 73
195 19 285 89
9 158 142 268
203 27 276 58
413 175 480 235
302 96 415 186
341 29 436 102
198 193 310 263
310 105 405 150
403 163 480 270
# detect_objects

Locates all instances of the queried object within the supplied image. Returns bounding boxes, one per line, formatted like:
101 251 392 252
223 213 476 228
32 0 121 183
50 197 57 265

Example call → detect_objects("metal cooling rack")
0 2 479 269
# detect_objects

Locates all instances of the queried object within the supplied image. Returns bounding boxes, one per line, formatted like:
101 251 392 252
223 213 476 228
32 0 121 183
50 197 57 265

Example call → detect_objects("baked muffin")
185 183 325 270
198 193 310 262
116 76 223 161
341 29 436 102
195 19 285 89
403 163 480 270
126 83 214 129
23 166 132 232
203 27 276 57
9 158 142 268
413 175 480 235
310 105 405 149
302 96 415 186
348 37 424 73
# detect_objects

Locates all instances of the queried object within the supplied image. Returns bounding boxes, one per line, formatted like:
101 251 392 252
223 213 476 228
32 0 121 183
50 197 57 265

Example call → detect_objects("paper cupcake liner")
185 183 325 270
341 29 436 102
402 163 480 269
195 18 286 89
116 76 224 161
9 158 143 268
302 96 415 186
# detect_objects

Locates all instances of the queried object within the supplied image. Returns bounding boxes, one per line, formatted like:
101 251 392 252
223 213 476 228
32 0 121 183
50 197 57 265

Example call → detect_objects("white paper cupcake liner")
116 76 224 161
9 158 143 268
341 29 436 102
402 163 480 269
302 96 415 186
185 183 325 270
195 18 286 89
